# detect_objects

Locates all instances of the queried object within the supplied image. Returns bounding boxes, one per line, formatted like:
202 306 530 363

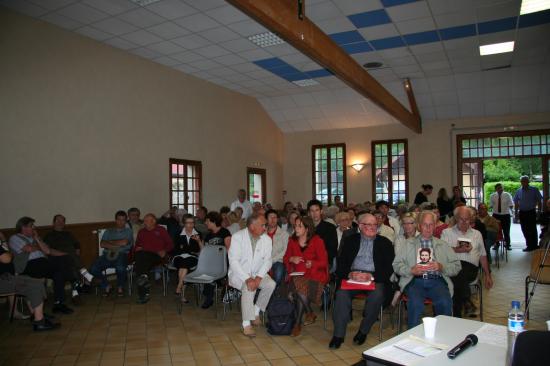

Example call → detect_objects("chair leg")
214 283 218 319
479 284 483 322
162 269 167 297
397 300 402 335
128 269 133 296
9 295 17 323
378 306 383 341
525 276 530 320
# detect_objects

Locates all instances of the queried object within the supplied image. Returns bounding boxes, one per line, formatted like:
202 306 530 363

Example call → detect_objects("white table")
362 315 507 365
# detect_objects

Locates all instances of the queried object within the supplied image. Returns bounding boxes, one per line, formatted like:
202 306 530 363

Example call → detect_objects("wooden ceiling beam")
226 0 422 133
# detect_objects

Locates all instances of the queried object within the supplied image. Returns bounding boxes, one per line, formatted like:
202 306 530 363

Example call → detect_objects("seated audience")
376 200 401 234
201 211 231 309
441 206 493 317
134 214 173 304
478 203 500 263
90 211 133 297
450 185 467 206
346 207 359 229
329 213 394 349
287 210 299 235
234 207 246 229
0 241 59 331
393 211 461 329
437 188 453 220
228 213 275 337
194 206 209 238
283 201 295 215
171 214 202 303
373 210 395 243
284 216 328 336
158 206 183 241
394 212 418 256
43 214 92 304
266 209 289 286
308 199 338 270
334 195 345 211
324 205 340 226
220 206 231 228
335 212 352 251
9 217 75 314
127 207 144 242
230 188 253 219
226 211 241 235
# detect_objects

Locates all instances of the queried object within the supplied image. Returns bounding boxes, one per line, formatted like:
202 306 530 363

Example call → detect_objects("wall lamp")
351 163 366 172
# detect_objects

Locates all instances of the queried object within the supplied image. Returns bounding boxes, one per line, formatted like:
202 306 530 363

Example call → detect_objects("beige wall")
0 9 284 228
283 113 550 205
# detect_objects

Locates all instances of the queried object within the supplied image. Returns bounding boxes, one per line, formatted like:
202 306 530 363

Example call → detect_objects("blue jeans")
271 262 286 286
405 277 452 329
485 230 496 264
90 254 128 289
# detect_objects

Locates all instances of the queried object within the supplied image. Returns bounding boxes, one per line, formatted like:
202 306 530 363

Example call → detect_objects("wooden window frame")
371 139 409 204
247 167 267 204
169 158 203 215
456 129 550 204
311 143 347 206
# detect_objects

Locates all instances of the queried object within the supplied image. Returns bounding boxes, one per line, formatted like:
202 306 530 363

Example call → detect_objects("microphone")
447 334 478 359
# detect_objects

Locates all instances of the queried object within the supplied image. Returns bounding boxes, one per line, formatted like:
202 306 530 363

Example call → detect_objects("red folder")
340 279 375 291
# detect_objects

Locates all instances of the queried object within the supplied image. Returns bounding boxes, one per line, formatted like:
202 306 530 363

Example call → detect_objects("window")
247 167 266 204
372 140 408 204
169 158 202 215
312 144 346 205
460 132 550 159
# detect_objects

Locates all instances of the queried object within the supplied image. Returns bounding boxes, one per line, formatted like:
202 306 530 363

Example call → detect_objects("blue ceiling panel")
341 41 373 54
329 30 366 45
348 9 391 28
370 36 405 50
381 0 419 7
403 30 440 45
478 16 517 34
253 57 288 70
439 24 477 40
519 9 550 28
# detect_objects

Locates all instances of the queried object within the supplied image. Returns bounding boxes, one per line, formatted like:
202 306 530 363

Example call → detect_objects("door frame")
247 167 267 204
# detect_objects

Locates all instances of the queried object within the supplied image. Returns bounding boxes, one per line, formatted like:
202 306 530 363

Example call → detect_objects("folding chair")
469 271 483 321
397 294 433 334
184 245 228 319
0 293 25 322
95 228 135 296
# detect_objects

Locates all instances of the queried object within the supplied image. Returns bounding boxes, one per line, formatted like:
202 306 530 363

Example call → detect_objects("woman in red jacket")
284 216 329 336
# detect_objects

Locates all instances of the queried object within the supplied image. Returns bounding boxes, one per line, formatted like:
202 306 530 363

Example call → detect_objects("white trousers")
240 275 275 321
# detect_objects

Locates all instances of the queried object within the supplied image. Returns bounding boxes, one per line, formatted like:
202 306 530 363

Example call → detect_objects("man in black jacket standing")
307 199 338 269
329 213 395 349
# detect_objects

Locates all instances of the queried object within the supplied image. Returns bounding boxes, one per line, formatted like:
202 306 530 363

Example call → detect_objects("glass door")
462 159 483 208
247 167 266 204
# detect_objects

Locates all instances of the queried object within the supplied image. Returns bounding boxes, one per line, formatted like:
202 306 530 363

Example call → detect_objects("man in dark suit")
329 213 395 349
307 199 338 268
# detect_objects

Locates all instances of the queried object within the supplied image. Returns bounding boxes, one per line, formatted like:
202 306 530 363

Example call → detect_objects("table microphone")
447 334 478 359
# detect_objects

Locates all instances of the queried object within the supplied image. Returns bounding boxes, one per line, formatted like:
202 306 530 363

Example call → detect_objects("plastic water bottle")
506 300 525 366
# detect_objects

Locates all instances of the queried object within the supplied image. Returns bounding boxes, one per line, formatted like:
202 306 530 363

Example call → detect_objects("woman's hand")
305 260 312 269
289 256 303 265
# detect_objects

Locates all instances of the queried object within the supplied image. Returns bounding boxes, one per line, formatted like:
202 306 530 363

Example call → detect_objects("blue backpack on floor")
266 297 295 335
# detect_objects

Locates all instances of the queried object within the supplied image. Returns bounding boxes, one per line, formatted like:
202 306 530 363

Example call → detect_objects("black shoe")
79 284 91 293
491 246 498 251
353 331 367 345
137 275 150 300
33 319 60 331
329 336 344 349
506 246 512 251
523 248 535 252
52 303 74 315
136 295 150 304
201 299 213 309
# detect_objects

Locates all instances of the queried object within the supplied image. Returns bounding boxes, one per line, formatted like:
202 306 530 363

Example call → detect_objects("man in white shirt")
228 213 275 337
375 200 401 235
489 183 514 249
230 189 253 220
441 206 493 318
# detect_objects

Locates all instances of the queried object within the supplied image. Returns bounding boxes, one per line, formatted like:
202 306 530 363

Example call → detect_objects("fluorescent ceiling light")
520 0 550 15
129 0 162 6
292 79 319 87
479 41 515 56
248 32 285 48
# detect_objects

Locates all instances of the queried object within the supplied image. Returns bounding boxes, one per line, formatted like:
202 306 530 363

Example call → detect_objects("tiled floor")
1 247 549 366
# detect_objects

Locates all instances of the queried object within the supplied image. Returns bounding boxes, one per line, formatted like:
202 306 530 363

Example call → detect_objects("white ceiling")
2 0 550 133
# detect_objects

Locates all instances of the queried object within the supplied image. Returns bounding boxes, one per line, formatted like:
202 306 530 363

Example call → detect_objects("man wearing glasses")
329 213 395 349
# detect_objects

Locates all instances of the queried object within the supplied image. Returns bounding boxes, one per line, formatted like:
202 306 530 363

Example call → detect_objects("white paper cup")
423 317 437 338
546 320 550 331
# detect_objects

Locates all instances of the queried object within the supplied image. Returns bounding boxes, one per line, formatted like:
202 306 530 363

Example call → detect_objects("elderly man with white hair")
441 206 493 318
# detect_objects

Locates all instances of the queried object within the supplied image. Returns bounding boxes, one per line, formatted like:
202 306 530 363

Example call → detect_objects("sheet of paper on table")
392 338 443 357
475 323 507 348
373 344 423 365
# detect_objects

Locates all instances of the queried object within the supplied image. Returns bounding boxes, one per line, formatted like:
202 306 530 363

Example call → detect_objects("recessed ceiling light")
248 32 285 48
129 0 162 5
520 0 550 15
363 62 384 69
479 41 515 56
292 79 319 87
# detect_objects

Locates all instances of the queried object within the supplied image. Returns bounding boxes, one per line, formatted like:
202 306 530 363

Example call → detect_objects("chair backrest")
97 229 107 256
194 245 227 279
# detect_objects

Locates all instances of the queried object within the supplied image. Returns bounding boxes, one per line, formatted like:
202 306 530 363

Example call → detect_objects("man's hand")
425 261 443 272
411 264 426 276
246 277 258 291
289 256 304 265
350 271 372 282
254 276 262 288
484 274 494 289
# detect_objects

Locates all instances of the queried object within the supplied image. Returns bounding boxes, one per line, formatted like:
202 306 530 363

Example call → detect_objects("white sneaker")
72 289 79 298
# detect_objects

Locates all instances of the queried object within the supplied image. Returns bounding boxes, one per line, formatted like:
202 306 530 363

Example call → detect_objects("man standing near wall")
489 183 513 250
514 176 543 252
230 189 253 220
